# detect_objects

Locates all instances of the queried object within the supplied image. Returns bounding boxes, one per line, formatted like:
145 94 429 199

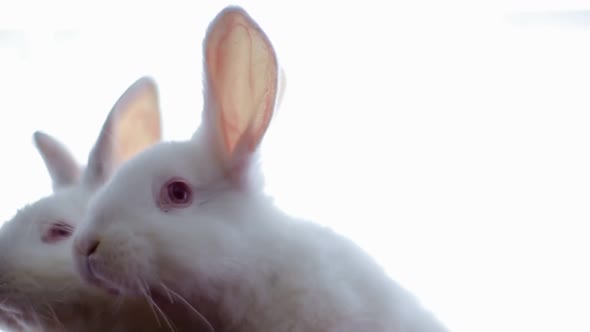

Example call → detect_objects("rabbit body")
73 6 450 332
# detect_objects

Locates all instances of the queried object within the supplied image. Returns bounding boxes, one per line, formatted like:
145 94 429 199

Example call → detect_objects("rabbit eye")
42 221 74 243
159 179 193 211
169 182 190 202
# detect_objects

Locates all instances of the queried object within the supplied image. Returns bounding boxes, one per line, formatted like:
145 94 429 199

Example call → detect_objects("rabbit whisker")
161 284 174 304
140 279 176 332
25 297 42 327
43 301 64 330
112 293 125 314
159 282 215 332
139 280 162 327
142 289 162 328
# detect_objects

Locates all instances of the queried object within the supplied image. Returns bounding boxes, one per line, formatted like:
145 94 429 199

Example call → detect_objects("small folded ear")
202 6 278 181
33 131 81 191
83 76 162 188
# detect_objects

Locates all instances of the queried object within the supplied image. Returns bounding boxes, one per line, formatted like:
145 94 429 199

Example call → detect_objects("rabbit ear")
83 76 162 188
276 67 287 111
202 6 278 181
33 131 81 191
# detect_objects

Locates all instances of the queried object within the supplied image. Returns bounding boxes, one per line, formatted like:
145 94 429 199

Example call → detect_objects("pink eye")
158 178 193 211
42 222 74 243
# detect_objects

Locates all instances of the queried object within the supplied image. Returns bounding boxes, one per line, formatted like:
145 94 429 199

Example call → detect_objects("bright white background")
1 1 589 332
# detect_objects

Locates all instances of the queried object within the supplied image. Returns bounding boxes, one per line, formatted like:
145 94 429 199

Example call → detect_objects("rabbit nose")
75 237 101 257
86 239 100 256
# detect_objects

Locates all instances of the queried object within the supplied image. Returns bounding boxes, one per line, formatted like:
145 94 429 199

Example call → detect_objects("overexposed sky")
1 1 589 332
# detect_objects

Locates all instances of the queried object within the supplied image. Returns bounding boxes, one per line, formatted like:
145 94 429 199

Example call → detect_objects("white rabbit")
73 6 449 332
0 77 184 332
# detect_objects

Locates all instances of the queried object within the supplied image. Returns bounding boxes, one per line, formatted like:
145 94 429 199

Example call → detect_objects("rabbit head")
73 6 280 296
0 77 163 330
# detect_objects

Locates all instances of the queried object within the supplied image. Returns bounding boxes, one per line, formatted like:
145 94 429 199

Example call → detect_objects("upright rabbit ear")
276 67 287 111
83 76 162 188
202 6 278 182
33 131 81 191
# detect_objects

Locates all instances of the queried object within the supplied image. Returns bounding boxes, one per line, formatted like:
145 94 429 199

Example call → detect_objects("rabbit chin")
76 253 145 296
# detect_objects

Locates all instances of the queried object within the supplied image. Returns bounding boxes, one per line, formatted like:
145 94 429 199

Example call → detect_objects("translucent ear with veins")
83 77 162 188
201 7 279 181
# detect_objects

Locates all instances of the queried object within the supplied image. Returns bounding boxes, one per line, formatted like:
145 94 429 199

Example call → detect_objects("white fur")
0 77 180 332
74 6 450 332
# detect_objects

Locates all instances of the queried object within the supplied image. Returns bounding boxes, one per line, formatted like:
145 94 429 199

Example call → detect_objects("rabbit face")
0 187 95 323
0 76 162 330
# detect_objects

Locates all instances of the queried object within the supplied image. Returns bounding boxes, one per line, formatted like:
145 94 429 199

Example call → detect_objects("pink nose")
75 238 101 257
86 239 100 256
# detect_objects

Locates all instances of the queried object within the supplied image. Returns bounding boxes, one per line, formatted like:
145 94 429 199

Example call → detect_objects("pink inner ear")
205 8 278 158
83 77 161 187
111 77 162 167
